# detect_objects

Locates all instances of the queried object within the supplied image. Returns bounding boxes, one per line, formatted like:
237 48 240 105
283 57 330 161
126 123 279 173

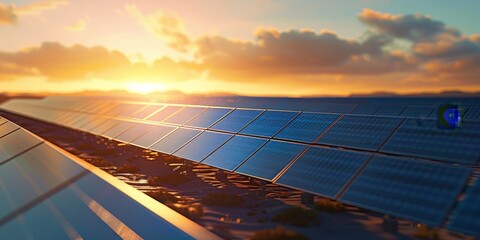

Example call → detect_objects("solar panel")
150 128 202 154
174 131 233 162
350 103 381 115
340 156 471 226
202 136 267 171
130 124 176 148
317 115 402 150
464 107 480 120
185 108 232 128
276 146 371 198
400 105 434 117
163 107 207 125
0 122 19 138
0 144 86 220
448 179 480 237
327 103 357 114
147 106 183 122
129 105 164 119
115 122 156 143
89 118 122 135
239 110 299 138
0 129 42 164
235 140 307 180
274 112 339 143
373 104 407 116
210 109 263 133
101 120 137 139
381 119 480 164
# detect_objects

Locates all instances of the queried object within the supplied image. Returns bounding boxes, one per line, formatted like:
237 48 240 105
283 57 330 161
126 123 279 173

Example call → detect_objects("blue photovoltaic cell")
130 105 164 119
202 136 267 171
174 131 233 162
276 146 370 198
340 156 471 226
130 125 176 148
350 103 381 115
0 144 85 220
115 122 156 143
448 180 480 237
89 118 122 135
464 107 480 120
0 129 42 164
185 108 232 128
317 115 402 150
210 109 263 133
239 111 298 138
0 122 19 138
147 105 183 122
163 107 207 125
274 112 339 143
150 128 202 154
381 119 480 164
400 105 434 117
373 104 407 116
101 121 136 139
235 140 307 180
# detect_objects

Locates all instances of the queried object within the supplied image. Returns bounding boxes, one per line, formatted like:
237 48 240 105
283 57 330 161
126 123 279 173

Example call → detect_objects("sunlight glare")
125 81 167 94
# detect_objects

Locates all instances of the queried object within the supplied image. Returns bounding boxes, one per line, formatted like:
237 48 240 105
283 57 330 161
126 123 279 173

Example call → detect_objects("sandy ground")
0 111 475 240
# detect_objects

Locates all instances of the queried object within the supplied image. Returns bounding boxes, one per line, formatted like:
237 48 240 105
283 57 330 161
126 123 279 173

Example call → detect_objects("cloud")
0 42 201 82
0 2 16 25
14 0 68 15
64 18 86 31
124 4 191 52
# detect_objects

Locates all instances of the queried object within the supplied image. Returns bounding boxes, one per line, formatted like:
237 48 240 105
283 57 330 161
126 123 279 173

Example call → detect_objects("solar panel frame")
149 128 202 154
274 112 340 143
239 110 299 138
0 122 19 138
115 122 156 143
209 108 264 133
147 105 184 122
163 107 207 125
174 131 233 162
184 107 233 128
130 124 177 148
0 129 43 165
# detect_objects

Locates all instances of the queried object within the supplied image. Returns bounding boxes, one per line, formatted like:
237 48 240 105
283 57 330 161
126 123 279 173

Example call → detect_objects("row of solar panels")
5 98 480 165
0 117 220 239
1 98 479 237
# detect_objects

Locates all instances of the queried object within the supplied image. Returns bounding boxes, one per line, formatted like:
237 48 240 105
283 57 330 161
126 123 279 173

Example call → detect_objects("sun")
125 81 167 94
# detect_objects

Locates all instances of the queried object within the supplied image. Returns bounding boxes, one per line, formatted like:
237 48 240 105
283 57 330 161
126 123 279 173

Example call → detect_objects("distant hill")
348 90 480 98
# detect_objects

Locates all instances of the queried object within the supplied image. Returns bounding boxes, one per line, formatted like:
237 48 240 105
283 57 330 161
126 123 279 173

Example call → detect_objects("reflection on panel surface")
202 135 267 171
150 128 202 154
164 107 207 125
277 146 370 198
275 112 339 143
115 122 155 143
448 179 480 237
381 119 480 164
185 108 232 128
340 156 471 226
0 122 19 138
210 109 263 133
239 110 298 138
235 140 307 180
101 121 136 139
0 129 42 164
147 106 183 122
317 115 402 150
131 124 176 148
175 131 233 162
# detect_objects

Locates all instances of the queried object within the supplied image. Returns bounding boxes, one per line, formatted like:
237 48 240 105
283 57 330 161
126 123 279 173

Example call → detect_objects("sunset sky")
1 0 479 96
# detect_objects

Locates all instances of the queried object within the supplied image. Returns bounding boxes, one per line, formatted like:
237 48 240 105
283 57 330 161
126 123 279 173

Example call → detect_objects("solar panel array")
0 117 220 239
1 97 480 237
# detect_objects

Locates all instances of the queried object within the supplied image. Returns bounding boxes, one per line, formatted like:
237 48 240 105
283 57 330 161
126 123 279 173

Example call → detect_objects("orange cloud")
14 0 68 15
64 18 86 31
0 3 16 25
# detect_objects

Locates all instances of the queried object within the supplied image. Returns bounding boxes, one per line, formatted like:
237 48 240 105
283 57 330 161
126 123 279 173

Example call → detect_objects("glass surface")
202 136 267 171
185 108 232 128
89 119 122 135
0 129 42 164
102 121 137 139
0 144 85 220
147 106 183 122
129 105 164 119
0 122 19 138
150 128 202 154
340 156 471 226
373 104 407 116
381 119 480 164
448 179 480 237
175 131 233 162
239 110 299 138
115 122 156 143
327 103 357 114
464 107 480 120
317 115 402 150
350 103 381 115
400 105 434 117
235 140 307 180
275 112 339 143
163 107 207 125
276 146 370 198
130 125 176 148
210 109 263 133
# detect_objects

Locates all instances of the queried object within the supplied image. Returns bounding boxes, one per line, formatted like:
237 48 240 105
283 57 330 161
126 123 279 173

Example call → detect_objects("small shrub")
188 203 204 219
116 164 140 173
77 143 95 150
315 199 345 213
415 225 439 240
148 173 190 186
88 158 110 167
202 192 244 207
146 189 178 204
250 226 308 240
91 148 115 156
272 207 317 227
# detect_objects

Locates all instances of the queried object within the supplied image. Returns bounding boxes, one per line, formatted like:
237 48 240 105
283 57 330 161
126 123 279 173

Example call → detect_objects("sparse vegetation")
77 143 95 150
91 148 115 156
148 173 190 186
250 226 308 240
272 207 317 227
169 203 204 219
315 199 345 213
146 189 178 204
415 225 439 240
202 192 244 207
87 157 110 167
116 164 140 173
